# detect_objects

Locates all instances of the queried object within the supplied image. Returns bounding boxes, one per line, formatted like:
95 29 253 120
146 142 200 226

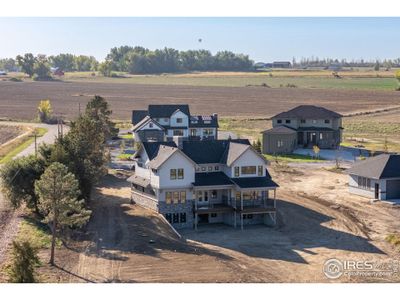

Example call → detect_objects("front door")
311 132 317 144
375 183 380 199
298 132 304 145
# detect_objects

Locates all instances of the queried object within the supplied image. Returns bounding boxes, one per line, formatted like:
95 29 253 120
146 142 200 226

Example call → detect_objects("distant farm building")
51 67 64 76
254 61 292 70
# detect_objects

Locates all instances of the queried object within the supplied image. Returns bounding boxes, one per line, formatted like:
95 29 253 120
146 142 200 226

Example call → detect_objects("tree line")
291 57 400 69
0 96 116 281
99 46 254 75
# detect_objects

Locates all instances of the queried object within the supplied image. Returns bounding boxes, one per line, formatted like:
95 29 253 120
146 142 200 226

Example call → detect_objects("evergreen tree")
7 240 40 283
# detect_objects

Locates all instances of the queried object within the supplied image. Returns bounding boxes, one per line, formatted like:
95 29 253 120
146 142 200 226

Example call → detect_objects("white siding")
157 151 195 189
230 149 266 178
170 110 189 127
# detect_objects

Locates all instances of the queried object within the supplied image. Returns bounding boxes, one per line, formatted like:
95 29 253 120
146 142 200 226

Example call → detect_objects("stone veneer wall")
131 190 159 211
159 200 194 229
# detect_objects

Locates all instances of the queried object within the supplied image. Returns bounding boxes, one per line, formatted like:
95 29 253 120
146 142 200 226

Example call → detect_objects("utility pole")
34 130 37 158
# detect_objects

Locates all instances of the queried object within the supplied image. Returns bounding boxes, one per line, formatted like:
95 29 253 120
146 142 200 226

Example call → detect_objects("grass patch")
17 216 61 249
264 153 325 163
120 133 133 139
219 117 269 141
0 127 48 164
117 153 133 161
386 234 400 250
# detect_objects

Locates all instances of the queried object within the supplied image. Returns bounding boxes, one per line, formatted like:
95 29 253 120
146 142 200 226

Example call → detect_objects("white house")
128 139 278 230
131 104 218 142
347 154 400 200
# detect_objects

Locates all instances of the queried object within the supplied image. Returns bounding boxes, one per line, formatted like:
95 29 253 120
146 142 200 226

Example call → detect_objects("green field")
54 70 400 91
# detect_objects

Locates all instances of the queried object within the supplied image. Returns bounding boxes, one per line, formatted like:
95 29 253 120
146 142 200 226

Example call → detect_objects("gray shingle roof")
148 104 190 118
347 154 400 179
220 142 251 166
193 172 234 187
181 139 251 164
131 110 148 125
272 105 342 119
127 174 151 188
262 126 297 134
148 145 180 169
132 116 164 132
189 115 219 128
230 176 279 189
142 141 177 160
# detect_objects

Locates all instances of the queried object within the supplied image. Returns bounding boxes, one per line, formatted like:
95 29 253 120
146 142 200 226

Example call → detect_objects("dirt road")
0 122 63 266
43 167 400 283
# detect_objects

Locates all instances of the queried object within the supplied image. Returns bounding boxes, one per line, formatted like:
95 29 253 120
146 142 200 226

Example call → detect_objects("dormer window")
312 120 317 124
324 119 330 124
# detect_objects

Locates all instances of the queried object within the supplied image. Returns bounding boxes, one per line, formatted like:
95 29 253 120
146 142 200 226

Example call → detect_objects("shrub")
7 240 40 283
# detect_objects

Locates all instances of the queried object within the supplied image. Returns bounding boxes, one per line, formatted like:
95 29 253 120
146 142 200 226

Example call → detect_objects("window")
211 190 217 199
277 140 283 148
149 122 153 128
173 129 184 136
241 166 256 175
173 213 179 223
243 192 252 200
170 169 177 180
190 129 197 136
178 168 184 179
285 119 291 124
243 214 253 219
301 119 306 124
176 118 183 123
173 192 179 204
201 167 206 171
166 192 172 204
312 120 317 124
235 192 241 201
319 133 323 140
180 191 186 204
180 213 187 223
211 213 217 218
324 119 330 124
215 166 219 171
208 166 213 172
357 176 371 189
277 119 282 124
258 165 263 176
165 213 172 223
203 129 214 136
234 166 240 177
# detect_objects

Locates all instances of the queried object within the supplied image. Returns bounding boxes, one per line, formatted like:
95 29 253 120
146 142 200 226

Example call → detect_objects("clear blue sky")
0 17 399 62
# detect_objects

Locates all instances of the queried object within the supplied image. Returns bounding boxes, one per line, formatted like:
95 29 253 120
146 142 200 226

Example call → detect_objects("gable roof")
148 145 196 170
272 105 342 119
141 141 177 160
262 125 297 134
347 154 400 179
220 142 250 166
131 110 149 125
181 139 251 164
132 116 164 132
148 104 190 118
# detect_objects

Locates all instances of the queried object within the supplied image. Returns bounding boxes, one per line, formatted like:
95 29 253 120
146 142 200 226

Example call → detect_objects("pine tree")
35 162 91 265
7 240 40 283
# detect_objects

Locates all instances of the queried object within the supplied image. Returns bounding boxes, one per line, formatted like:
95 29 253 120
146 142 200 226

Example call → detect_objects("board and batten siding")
231 149 266 178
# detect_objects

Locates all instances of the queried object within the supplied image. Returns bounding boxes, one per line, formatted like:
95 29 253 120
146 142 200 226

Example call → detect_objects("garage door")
386 179 400 199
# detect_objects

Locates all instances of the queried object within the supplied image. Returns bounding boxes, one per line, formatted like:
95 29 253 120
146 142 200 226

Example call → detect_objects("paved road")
0 121 66 266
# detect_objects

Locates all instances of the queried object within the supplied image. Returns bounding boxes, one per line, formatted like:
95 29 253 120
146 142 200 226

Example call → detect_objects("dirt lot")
1 81 400 120
0 125 24 145
31 167 400 283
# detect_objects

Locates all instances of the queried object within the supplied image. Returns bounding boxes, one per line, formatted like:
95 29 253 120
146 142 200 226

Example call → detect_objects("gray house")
262 105 343 154
347 154 400 200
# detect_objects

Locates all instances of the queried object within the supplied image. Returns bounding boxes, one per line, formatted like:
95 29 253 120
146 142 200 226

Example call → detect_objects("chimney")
173 136 187 150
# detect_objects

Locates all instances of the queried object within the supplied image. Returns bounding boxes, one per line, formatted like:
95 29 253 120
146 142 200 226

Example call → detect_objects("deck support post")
195 213 198 231
241 213 243 230
234 211 237 228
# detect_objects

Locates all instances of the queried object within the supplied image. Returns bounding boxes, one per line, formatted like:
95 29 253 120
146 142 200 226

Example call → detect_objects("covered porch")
192 172 235 230
230 176 279 230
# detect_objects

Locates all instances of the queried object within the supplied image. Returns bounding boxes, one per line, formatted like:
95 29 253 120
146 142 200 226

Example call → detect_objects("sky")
0 17 399 62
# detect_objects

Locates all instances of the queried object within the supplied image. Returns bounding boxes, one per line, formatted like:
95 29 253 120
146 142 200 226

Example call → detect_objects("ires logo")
323 259 373 279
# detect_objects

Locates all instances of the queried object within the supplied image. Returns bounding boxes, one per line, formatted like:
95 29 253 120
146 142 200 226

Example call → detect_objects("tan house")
262 105 343 155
